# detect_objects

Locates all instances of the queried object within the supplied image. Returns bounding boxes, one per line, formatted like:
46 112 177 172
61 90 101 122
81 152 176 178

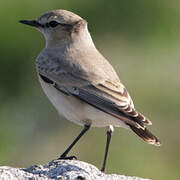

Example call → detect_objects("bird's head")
20 10 90 47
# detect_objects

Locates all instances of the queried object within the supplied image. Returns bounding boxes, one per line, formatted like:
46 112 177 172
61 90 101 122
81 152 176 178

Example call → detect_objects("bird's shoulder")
36 47 120 86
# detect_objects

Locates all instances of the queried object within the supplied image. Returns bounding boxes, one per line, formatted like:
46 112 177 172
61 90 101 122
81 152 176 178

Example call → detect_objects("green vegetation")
0 1 180 179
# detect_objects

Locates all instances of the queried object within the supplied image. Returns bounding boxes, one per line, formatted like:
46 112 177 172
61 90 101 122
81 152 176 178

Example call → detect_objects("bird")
19 9 161 172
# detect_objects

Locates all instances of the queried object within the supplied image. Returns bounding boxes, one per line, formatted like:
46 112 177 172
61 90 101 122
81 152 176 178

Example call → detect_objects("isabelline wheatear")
20 9 161 172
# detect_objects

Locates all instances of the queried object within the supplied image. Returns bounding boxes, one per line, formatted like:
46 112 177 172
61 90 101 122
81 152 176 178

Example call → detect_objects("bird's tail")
129 125 161 146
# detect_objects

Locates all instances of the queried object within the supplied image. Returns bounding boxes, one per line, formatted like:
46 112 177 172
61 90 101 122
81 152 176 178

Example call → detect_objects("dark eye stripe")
44 21 73 28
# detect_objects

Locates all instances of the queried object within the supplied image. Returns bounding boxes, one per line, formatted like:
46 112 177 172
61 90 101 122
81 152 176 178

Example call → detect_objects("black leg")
101 128 113 172
59 124 90 159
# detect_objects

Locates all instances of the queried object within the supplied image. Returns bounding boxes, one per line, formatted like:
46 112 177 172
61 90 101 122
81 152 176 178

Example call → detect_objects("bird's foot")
58 155 77 160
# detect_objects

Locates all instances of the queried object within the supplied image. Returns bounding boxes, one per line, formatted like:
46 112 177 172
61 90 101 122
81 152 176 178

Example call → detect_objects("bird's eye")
48 21 59 28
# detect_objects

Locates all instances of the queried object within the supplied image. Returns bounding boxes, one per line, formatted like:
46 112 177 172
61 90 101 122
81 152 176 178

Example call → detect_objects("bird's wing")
66 80 152 129
40 73 160 146
36 48 151 128
37 51 151 128
37 49 161 145
39 71 151 129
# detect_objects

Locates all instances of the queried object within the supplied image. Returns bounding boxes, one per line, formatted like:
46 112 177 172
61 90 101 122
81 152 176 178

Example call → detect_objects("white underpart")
39 76 129 129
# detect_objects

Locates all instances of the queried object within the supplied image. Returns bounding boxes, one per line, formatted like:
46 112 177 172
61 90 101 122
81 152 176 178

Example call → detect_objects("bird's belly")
39 78 128 128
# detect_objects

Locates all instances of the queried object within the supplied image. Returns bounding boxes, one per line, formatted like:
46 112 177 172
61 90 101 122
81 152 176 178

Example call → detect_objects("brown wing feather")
96 81 152 127
129 125 161 146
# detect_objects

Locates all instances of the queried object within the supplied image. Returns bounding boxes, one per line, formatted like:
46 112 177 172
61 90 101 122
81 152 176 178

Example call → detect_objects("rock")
0 160 149 180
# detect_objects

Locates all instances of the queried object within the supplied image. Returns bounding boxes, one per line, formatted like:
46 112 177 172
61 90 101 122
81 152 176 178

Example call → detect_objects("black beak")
19 20 42 27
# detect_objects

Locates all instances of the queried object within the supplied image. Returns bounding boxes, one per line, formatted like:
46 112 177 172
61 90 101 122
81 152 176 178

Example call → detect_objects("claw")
58 155 77 160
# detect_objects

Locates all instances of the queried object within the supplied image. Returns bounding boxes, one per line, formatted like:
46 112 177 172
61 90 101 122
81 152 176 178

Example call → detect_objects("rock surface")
0 160 149 180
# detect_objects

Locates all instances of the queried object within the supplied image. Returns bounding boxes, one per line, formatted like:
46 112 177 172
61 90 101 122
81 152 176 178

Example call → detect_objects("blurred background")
0 0 180 179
